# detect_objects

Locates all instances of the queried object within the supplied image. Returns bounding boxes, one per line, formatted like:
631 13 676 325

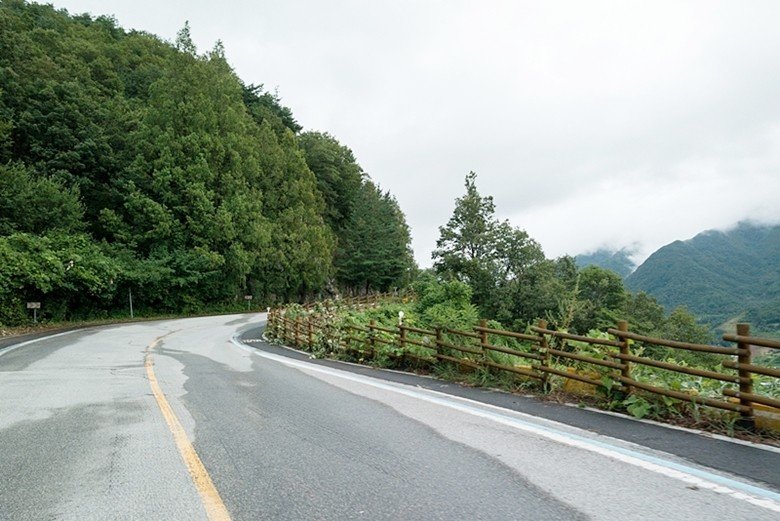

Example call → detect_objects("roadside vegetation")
271 288 779 441
269 173 779 441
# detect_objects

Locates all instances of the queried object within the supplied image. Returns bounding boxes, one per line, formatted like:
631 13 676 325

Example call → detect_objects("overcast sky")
48 1 780 267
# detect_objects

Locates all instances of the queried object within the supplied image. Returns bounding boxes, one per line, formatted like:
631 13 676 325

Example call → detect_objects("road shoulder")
239 325 780 491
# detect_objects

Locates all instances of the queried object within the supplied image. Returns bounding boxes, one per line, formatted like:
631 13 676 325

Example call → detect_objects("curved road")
0 313 778 520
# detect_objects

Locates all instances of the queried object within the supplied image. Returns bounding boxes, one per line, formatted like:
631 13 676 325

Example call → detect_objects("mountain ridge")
574 248 636 278
624 222 780 333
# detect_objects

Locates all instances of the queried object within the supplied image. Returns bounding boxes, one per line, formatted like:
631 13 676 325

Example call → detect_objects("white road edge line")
257 332 780 454
0 330 82 359
559 401 780 454
231 335 780 513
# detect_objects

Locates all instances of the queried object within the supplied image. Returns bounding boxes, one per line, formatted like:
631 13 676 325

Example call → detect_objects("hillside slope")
0 1 414 325
625 222 780 332
575 248 635 278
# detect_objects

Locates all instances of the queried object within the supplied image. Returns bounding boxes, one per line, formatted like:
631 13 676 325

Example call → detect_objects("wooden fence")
266 302 779 425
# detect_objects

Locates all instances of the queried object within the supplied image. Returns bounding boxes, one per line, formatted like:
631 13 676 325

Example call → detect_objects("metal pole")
33 308 37 324
129 289 134 319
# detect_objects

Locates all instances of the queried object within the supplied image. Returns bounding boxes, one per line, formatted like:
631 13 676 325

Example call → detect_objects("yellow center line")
145 336 232 521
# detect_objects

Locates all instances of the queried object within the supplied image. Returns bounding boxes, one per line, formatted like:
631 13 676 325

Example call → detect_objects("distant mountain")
575 248 636 278
625 222 780 333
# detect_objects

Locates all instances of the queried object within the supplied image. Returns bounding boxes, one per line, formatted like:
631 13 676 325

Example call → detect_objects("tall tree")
433 172 544 314
298 131 364 235
569 265 628 331
336 181 415 292
242 83 301 136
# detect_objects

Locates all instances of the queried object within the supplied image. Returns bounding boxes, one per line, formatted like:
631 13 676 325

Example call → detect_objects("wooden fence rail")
266 303 779 425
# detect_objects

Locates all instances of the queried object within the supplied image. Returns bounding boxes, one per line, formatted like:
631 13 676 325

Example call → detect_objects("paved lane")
1 314 778 520
0 325 206 520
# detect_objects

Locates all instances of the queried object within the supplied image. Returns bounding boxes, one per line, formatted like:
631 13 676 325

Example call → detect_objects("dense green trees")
335 180 415 292
297 132 363 234
0 163 84 235
299 132 415 292
432 171 545 314
0 2 413 324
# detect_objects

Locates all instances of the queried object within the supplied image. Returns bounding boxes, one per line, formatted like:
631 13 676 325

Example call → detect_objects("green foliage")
433 171 545 317
645 306 719 367
623 395 652 419
242 83 302 136
427 172 738 361
621 291 665 335
570 265 627 332
743 301 780 336
0 162 84 235
297 132 414 292
336 180 415 292
298 131 363 234
277 291 779 435
755 350 780 369
412 273 479 329
0 233 121 323
658 306 714 345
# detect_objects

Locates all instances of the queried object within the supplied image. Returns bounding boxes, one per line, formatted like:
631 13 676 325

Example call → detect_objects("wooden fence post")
478 319 488 347
736 323 755 427
537 319 550 389
399 324 407 355
478 319 489 367
435 327 443 360
617 320 631 393
308 316 314 349
294 315 301 346
369 319 377 357
281 315 287 344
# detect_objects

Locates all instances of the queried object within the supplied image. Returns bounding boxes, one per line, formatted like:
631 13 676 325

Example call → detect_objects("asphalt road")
1 313 778 520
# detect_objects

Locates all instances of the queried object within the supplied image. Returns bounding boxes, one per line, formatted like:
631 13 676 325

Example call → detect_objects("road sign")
244 295 253 300
26 302 41 309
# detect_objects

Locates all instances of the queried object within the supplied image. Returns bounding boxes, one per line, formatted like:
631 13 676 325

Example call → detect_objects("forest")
0 1 415 325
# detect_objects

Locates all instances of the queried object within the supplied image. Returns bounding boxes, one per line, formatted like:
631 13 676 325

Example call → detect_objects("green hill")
575 248 635 278
625 222 780 334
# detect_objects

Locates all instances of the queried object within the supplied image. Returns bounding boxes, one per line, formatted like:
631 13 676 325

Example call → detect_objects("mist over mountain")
625 222 780 333
574 248 636 278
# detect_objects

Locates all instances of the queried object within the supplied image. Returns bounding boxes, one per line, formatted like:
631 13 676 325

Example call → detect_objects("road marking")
0 330 82 358
146 337 232 521
233 335 780 513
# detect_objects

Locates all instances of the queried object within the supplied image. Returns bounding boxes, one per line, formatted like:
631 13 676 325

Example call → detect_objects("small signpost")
244 295 253 311
26 302 41 323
